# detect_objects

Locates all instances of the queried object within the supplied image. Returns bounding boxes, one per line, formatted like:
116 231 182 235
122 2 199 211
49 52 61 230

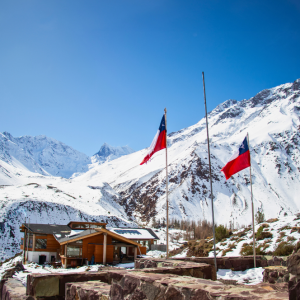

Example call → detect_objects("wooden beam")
103 233 107 265
23 229 27 264
134 247 137 268
64 245 67 268
32 234 36 252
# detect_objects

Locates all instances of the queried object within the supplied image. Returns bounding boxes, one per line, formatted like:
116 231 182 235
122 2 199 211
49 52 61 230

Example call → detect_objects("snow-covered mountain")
1 78 300 261
0 133 91 178
75 78 300 227
92 143 135 164
0 170 136 261
0 134 134 179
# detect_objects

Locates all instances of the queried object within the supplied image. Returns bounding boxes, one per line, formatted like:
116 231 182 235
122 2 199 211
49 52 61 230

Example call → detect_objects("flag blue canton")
238 137 249 155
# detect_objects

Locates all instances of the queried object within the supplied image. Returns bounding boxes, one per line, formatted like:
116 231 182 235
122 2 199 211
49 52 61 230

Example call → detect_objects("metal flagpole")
247 133 256 268
26 218 30 263
202 72 217 273
164 108 169 259
23 217 26 264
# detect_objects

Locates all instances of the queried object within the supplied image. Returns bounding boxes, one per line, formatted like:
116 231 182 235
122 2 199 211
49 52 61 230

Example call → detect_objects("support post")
134 247 137 268
32 234 36 252
64 244 67 268
103 233 107 265
247 133 256 268
202 72 217 273
164 108 169 259
23 220 26 265
26 218 30 263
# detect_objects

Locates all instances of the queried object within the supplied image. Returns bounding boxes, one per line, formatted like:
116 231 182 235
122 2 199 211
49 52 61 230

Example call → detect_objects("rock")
263 266 289 284
1 278 33 300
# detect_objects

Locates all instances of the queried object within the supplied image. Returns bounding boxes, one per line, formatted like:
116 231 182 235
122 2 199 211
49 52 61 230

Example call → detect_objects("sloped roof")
21 224 71 238
108 227 159 240
57 228 140 247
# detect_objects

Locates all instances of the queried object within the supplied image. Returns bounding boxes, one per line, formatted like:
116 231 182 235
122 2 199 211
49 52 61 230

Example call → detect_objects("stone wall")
65 281 110 300
171 256 269 271
26 272 110 299
287 246 300 300
1 278 33 300
134 258 216 280
0 257 293 300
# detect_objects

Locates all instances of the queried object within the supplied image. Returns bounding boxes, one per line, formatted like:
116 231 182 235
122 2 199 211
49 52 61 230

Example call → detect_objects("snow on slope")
0 132 90 178
75 78 300 226
92 143 135 165
0 171 136 261
0 133 135 179
208 214 300 257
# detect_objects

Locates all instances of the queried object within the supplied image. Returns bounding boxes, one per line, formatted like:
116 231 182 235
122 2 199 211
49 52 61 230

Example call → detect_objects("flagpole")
202 72 217 273
247 133 256 268
164 108 169 259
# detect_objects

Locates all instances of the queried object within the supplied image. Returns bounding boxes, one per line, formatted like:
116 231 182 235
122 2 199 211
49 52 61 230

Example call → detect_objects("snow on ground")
151 227 187 250
172 248 188 258
217 267 264 285
114 262 135 269
0 255 105 286
208 215 300 257
145 250 166 258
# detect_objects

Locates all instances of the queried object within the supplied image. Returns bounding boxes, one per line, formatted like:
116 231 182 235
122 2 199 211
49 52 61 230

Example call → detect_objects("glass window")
36 239 47 249
67 245 82 257
25 237 33 248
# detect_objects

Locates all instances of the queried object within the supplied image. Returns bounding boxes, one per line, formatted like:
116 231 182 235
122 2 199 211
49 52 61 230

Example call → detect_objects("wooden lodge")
20 221 158 268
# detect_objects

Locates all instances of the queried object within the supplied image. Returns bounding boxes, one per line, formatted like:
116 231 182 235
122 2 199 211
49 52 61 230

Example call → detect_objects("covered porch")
58 228 144 268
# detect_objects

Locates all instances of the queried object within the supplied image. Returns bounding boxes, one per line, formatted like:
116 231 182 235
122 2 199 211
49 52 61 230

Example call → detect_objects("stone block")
263 266 289 284
289 280 300 300
65 281 110 300
1 278 33 300
27 271 109 299
134 258 216 280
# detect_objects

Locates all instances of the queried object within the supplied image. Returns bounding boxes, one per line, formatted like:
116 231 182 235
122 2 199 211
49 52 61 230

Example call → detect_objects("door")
39 255 46 265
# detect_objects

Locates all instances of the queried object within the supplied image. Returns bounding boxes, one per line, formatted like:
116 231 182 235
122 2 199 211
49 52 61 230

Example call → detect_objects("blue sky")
1 0 299 156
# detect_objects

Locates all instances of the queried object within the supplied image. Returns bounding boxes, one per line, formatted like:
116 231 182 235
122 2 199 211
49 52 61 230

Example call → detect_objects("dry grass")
291 227 300 234
287 236 296 243
273 242 294 256
256 225 273 241
240 243 267 256
266 218 279 223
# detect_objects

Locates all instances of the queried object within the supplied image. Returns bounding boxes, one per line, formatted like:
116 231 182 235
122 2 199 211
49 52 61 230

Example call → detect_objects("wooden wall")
139 247 147 255
82 234 113 263
43 234 60 252
20 234 60 252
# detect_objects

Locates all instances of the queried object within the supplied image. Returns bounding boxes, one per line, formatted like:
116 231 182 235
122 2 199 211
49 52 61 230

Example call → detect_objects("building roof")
56 229 98 243
57 228 141 247
20 224 71 238
108 228 159 240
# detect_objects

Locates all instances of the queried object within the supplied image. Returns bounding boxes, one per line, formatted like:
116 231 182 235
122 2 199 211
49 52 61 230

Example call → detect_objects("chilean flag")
140 115 167 165
221 135 251 180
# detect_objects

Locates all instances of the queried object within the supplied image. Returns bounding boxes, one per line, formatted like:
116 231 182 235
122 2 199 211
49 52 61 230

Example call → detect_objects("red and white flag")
221 135 251 180
140 115 167 165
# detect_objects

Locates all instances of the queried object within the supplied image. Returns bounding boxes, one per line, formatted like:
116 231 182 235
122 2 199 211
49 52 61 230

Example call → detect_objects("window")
24 237 33 248
67 241 82 257
36 239 47 249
